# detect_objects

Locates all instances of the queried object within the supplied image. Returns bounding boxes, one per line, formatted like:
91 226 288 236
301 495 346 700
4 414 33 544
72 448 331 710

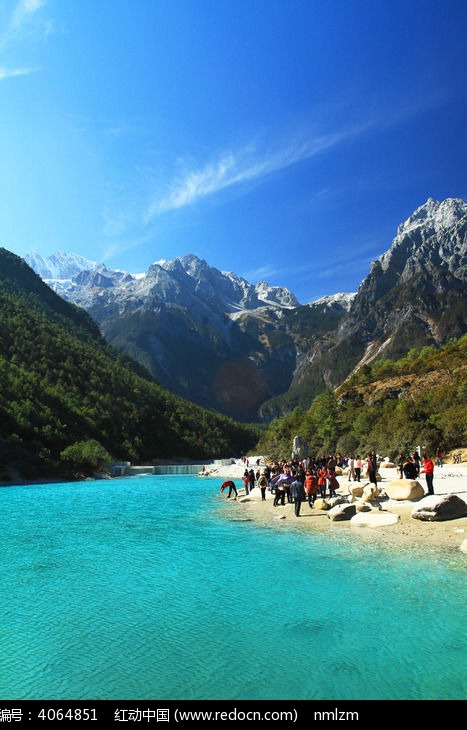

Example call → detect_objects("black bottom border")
0 699 458 724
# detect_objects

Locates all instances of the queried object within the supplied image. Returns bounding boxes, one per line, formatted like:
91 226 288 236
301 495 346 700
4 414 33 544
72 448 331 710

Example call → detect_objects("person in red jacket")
317 467 327 498
304 470 318 508
220 480 238 498
420 454 435 495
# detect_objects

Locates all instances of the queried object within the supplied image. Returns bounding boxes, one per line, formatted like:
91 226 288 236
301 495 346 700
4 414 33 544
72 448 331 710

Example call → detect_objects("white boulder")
385 479 425 501
362 484 382 502
351 512 400 527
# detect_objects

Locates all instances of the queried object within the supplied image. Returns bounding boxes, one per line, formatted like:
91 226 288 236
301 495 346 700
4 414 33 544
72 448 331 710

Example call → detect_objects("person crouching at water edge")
220 481 237 499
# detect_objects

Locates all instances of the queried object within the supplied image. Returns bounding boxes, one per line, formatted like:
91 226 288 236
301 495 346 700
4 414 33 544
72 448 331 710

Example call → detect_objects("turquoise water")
0 475 465 701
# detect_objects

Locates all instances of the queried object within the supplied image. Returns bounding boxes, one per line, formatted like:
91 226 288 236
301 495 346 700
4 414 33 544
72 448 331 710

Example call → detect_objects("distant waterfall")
152 465 204 475
112 459 235 477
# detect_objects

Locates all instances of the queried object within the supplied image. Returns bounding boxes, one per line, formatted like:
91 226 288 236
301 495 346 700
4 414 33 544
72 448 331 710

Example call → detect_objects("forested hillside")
0 249 260 481
255 336 467 461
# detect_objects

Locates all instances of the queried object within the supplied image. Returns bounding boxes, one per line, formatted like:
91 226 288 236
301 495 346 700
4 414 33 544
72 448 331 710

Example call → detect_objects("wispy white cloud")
242 264 279 282
144 123 369 223
0 0 48 59
100 229 159 265
142 80 458 227
10 0 46 31
0 64 38 79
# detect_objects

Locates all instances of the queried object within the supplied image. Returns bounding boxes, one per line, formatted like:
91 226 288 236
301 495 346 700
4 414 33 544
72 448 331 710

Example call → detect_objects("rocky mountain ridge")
262 197 466 419
26 251 300 313
24 252 311 419
25 197 467 421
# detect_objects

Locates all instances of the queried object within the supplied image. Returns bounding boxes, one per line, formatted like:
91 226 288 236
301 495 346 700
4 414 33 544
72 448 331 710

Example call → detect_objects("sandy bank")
209 460 467 553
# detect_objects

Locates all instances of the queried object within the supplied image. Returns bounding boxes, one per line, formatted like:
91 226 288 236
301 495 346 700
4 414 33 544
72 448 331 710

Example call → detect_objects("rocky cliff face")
260 198 466 418
340 197 466 359
25 198 467 422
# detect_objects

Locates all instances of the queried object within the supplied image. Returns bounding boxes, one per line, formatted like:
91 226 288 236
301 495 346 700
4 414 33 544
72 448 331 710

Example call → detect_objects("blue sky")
1 0 466 303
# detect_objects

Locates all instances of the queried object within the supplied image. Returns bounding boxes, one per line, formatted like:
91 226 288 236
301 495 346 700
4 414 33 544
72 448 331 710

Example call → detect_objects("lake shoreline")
2 459 466 553
210 461 467 553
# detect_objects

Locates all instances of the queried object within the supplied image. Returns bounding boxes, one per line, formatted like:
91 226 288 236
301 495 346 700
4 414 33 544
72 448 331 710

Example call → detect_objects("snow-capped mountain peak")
396 197 466 238
377 197 467 279
310 292 356 311
25 250 301 319
24 250 97 280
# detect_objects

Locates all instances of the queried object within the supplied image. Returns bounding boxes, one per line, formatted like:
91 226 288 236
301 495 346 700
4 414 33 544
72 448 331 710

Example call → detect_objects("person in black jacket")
368 450 378 486
402 457 418 480
290 477 306 517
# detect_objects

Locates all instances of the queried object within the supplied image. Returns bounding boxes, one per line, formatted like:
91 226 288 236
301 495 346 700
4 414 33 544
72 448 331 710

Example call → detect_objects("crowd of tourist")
231 448 441 512
237 453 375 516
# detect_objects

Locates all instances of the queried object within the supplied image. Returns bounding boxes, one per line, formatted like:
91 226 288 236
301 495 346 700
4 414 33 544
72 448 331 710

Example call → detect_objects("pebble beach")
209 458 467 553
